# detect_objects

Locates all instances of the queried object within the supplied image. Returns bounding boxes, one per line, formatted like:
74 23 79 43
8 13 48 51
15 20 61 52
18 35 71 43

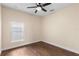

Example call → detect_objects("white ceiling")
2 3 73 16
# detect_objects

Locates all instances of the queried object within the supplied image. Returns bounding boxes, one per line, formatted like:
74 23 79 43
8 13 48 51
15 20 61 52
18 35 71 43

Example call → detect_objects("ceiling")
2 3 73 16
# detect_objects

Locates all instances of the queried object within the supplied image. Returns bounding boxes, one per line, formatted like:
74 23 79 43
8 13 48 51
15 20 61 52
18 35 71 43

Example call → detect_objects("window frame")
10 22 24 42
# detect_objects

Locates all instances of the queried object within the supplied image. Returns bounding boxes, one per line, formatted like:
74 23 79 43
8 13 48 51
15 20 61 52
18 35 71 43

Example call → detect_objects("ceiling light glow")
36 7 41 11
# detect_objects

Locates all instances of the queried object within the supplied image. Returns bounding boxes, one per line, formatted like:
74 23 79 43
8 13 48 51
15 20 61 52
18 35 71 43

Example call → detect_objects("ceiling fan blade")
35 10 38 13
43 3 51 6
39 3 47 12
27 6 37 8
41 8 47 12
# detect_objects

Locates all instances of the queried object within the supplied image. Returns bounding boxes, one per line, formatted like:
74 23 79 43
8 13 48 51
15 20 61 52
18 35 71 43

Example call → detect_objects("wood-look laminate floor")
1 41 79 56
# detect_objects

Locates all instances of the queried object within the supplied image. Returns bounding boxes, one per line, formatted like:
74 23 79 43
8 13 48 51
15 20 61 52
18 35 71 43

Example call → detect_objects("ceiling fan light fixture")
36 7 41 11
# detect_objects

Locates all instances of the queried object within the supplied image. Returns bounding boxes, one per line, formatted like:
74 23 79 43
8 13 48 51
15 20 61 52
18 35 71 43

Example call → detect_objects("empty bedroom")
0 3 79 56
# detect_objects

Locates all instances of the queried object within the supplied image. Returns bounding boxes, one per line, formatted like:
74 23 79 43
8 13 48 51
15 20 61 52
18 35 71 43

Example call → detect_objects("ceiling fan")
27 3 51 13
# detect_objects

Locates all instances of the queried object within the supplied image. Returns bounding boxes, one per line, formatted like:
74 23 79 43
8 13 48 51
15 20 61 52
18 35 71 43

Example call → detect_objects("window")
11 22 24 42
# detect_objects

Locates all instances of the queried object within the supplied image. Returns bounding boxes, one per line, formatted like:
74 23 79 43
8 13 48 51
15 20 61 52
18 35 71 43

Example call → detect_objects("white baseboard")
43 40 79 54
2 41 41 51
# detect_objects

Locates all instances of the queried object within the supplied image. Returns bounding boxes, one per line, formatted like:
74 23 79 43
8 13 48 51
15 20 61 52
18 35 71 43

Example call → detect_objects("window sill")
11 39 24 43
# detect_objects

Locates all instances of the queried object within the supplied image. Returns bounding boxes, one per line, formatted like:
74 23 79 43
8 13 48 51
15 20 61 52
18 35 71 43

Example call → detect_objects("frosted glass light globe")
36 7 41 11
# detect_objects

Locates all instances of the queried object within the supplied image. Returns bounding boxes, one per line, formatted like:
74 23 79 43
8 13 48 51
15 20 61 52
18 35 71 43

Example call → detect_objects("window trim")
11 39 24 42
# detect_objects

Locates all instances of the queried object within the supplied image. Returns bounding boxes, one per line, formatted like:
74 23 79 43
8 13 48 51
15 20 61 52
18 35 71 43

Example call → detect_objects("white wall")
2 6 41 50
42 4 79 54
0 5 2 53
